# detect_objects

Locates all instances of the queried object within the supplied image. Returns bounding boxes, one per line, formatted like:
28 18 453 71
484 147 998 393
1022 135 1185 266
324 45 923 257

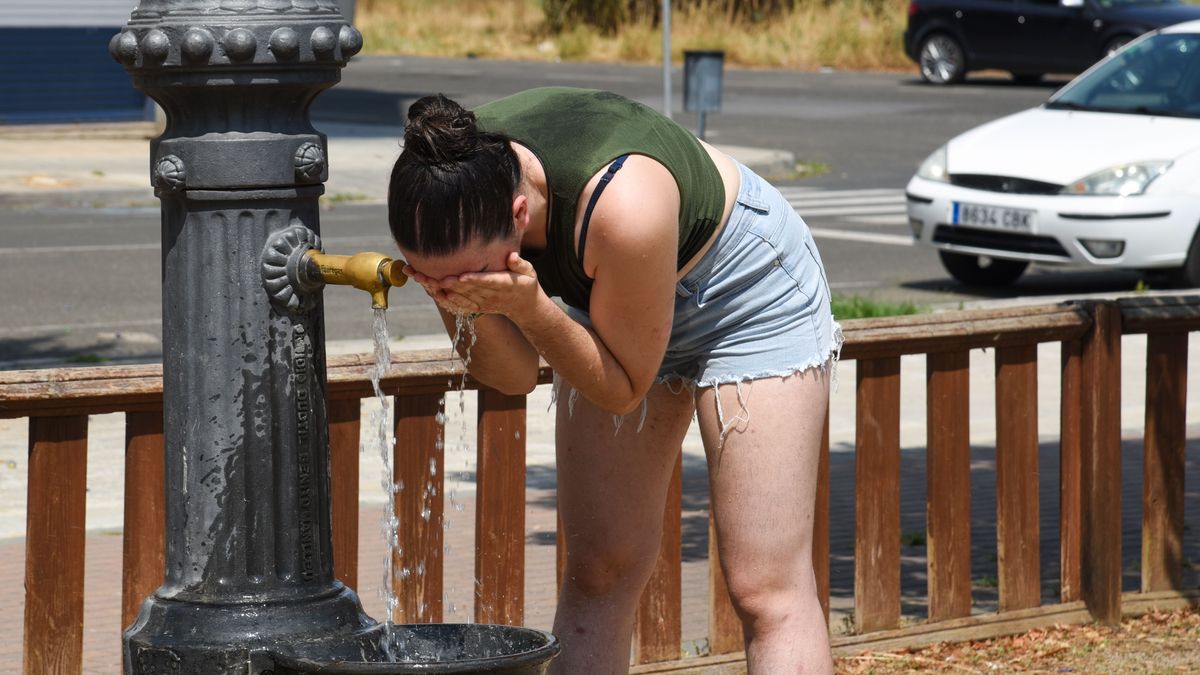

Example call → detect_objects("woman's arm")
434 307 540 395
443 157 680 415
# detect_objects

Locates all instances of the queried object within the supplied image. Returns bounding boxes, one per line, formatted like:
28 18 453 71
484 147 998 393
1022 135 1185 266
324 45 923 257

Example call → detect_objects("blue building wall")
0 26 147 124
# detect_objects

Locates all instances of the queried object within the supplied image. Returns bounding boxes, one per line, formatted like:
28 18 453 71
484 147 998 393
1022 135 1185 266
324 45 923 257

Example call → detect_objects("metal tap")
299 250 408 310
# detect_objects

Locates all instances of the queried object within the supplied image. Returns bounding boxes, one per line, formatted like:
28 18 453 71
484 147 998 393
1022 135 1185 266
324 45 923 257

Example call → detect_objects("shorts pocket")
695 235 781 306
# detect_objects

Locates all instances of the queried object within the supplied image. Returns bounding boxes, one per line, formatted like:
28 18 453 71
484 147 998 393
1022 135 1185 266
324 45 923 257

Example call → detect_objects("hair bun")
404 94 480 164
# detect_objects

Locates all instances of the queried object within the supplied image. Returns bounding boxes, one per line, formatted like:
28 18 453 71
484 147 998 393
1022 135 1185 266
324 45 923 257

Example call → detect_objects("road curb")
0 188 154 210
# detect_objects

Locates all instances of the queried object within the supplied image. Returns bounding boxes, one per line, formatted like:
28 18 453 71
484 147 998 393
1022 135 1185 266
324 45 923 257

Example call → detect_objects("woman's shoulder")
584 156 680 254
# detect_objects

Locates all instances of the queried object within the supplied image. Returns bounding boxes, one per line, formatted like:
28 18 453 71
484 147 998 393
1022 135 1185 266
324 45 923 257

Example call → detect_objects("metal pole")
662 0 672 119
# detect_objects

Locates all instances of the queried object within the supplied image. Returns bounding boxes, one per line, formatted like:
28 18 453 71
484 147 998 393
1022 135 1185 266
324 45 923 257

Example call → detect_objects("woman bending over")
388 87 839 674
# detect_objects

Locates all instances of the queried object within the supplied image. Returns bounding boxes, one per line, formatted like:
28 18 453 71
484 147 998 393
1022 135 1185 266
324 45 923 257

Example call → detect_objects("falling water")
370 309 477 658
368 308 402 660
443 312 477 620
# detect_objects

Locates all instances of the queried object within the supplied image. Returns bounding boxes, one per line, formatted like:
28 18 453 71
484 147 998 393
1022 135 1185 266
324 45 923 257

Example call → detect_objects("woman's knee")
723 557 818 627
561 533 662 599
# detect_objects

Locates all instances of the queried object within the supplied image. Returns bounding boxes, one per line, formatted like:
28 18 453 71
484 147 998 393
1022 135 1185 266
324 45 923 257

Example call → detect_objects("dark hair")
388 94 521 256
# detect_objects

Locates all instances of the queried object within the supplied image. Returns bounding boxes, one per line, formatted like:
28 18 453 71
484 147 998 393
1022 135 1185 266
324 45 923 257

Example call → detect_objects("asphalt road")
0 58 1152 367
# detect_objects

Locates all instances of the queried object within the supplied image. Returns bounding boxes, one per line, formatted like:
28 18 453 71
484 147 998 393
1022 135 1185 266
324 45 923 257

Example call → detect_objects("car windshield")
1047 33 1200 118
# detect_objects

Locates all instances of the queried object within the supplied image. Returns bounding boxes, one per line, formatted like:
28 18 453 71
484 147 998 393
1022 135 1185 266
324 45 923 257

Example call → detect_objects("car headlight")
917 145 949 183
1060 161 1171 196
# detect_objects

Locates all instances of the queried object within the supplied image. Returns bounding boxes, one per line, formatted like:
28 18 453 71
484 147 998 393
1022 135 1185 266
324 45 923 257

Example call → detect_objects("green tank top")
475 87 725 311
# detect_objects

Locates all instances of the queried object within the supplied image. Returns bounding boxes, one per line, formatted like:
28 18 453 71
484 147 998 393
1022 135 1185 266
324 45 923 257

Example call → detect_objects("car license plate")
952 202 1035 232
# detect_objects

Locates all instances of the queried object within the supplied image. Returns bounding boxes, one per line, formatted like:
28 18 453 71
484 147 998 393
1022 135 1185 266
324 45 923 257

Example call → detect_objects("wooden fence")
3 296 1198 673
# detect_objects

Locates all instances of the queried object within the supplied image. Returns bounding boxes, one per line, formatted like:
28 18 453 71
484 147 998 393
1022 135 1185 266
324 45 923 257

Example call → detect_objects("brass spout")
301 250 408 310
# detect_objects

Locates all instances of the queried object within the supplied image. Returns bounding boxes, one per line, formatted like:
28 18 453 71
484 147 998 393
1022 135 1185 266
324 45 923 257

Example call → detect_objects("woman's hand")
436 252 542 322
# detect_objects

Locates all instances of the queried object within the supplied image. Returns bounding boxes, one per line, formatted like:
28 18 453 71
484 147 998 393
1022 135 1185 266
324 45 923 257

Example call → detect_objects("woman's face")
399 234 521 282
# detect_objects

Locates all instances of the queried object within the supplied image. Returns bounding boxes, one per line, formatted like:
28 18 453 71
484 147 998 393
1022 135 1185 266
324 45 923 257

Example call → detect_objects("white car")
906 21 1200 287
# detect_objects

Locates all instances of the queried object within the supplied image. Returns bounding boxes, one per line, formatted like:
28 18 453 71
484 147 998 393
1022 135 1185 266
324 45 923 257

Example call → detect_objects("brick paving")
4 433 1197 672
0 477 713 673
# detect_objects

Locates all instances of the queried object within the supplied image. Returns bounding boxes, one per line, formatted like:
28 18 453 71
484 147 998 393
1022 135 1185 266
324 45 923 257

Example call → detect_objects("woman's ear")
512 194 529 235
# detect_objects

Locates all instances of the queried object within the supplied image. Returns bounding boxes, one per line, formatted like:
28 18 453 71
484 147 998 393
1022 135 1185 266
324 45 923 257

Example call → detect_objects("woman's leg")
696 370 833 674
551 382 695 675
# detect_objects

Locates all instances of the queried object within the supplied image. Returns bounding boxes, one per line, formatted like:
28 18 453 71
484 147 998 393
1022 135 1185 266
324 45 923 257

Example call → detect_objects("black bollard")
111 3 558 673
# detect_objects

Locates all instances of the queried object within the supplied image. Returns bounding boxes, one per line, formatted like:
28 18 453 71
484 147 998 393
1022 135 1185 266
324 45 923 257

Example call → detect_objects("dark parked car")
904 0 1200 84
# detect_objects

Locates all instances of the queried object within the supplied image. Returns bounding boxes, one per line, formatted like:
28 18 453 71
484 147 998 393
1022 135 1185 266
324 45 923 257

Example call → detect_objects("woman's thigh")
555 381 695 562
696 369 830 589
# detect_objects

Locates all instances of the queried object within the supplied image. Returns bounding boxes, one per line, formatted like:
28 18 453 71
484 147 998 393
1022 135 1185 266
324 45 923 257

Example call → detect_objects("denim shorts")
569 161 841 390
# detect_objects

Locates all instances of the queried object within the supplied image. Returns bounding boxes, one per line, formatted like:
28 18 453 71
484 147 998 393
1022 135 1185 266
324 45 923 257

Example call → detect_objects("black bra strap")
577 154 630 267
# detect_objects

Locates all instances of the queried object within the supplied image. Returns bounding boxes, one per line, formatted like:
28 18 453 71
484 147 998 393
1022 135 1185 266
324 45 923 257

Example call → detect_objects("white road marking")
809 227 914 247
850 214 911 226
777 187 909 226
797 203 908 217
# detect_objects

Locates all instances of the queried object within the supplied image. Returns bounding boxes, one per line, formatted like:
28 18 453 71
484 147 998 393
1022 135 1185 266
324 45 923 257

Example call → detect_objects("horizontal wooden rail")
1118 294 1200 333
839 303 1090 360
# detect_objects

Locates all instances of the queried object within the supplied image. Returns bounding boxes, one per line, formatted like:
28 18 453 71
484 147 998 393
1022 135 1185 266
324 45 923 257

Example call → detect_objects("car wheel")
1104 35 1133 57
919 33 967 85
1167 228 1200 288
1011 72 1043 85
939 251 1028 286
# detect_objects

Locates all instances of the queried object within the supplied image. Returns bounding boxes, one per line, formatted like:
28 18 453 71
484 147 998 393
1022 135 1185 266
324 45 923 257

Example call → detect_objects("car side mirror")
1061 0 1084 7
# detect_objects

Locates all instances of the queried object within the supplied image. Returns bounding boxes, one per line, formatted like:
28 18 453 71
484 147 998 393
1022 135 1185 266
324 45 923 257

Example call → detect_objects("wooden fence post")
475 390 527 626
926 350 972 621
1060 340 1083 603
1142 332 1187 592
815 411 831 624
1079 301 1122 625
395 393 445 623
328 398 361 591
634 452 683 664
995 344 1041 611
855 357 901 633
122 411 165 635
24 416 88 675
707 514 743 655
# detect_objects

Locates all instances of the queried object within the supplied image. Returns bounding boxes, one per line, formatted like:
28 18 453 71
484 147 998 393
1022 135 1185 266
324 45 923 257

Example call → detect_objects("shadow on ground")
902 267 1164 303
523 434 1200 623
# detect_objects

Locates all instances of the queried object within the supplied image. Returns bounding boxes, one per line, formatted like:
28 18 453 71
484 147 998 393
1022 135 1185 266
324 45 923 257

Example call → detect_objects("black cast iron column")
111 2 373 672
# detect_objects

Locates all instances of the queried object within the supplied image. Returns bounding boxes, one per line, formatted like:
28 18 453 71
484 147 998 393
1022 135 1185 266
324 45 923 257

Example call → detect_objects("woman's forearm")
436 307 540 395
511 293 644 415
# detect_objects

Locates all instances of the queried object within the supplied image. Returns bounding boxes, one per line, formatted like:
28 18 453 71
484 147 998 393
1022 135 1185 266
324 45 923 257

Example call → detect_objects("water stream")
443 312 477 620
367 308 402 660
367 309 478 660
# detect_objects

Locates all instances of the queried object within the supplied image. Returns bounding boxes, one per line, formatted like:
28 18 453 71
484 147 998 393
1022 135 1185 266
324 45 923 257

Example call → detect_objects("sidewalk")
0 121 795 209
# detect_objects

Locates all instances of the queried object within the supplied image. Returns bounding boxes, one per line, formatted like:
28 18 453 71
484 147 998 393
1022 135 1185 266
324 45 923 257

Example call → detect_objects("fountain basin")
272 623 559 674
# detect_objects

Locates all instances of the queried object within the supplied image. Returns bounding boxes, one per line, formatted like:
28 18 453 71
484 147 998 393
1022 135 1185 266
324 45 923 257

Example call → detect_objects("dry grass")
354 0 911 70
836 606 1200 674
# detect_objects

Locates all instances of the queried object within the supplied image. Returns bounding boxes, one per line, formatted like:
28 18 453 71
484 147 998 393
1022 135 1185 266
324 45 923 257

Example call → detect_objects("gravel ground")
836 607 1200 673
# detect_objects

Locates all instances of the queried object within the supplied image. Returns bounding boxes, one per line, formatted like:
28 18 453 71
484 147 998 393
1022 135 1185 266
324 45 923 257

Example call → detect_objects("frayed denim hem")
549 373 651 435
549 321 844 441
654 320 844 446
